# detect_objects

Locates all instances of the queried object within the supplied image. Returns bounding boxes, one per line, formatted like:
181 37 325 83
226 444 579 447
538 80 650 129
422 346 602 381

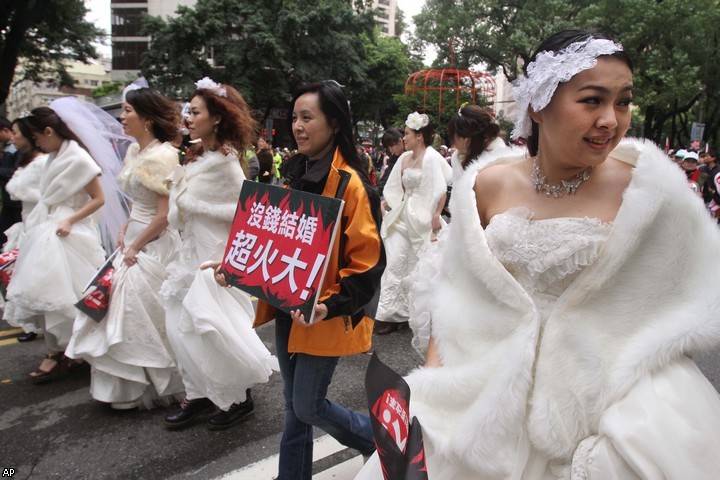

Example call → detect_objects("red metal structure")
403 40 496 124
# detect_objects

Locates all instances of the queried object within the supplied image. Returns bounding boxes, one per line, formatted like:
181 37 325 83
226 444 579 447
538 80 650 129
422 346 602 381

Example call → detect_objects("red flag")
365 353 428 480
0 249 19 299
74 250 119 322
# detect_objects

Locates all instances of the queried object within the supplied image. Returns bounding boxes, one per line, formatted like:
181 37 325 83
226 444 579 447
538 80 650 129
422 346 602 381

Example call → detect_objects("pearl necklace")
531 157 593 198
409 150 424 168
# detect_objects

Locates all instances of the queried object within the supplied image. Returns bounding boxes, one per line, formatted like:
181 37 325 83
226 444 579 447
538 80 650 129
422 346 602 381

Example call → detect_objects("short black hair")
0 116 12 130
381 128 403 149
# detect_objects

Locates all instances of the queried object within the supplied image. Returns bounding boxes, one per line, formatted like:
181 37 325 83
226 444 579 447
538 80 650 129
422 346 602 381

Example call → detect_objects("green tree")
140 0 375 112
352 32 418 130
0 0 104 106
411 0 720 147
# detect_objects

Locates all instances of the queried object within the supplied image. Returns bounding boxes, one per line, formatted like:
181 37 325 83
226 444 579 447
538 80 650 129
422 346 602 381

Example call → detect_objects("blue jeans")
275 314 375 480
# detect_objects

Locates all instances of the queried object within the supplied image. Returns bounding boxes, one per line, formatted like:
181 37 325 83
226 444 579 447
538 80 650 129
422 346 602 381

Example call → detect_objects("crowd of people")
1 27 720 480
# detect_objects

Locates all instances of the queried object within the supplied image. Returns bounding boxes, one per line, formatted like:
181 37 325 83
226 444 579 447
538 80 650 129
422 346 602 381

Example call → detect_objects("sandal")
29 352 70 384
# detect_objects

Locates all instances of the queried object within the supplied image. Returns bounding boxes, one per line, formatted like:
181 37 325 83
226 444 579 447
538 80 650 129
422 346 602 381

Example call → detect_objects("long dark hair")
447 105 500 169
525 29 634 157
286 81 367 179
125 88 180 143
25 107 87 152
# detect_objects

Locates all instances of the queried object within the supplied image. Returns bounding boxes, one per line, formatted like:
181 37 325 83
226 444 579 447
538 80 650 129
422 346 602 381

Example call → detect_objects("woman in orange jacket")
280 80 383 479
223 81 385 480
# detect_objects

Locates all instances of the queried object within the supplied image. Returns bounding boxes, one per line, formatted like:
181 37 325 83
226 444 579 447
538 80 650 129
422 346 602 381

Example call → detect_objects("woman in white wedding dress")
3 116 48 252
162 78 277 430
374 112 450 335
357 29 720 480
3 99 127 384
66 86 184 409
0 117 49 341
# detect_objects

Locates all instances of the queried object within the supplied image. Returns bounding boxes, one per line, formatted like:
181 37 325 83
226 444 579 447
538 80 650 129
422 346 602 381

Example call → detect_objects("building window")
111 0 147 3
379 0 390 5
112 8 146 37
112 41 148 70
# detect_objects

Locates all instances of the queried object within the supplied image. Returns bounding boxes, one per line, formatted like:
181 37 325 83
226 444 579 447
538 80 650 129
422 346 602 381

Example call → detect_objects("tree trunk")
0 2 40 106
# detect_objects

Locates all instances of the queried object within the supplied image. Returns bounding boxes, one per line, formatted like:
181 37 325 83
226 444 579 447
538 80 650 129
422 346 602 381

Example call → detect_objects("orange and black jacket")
254 148 386 356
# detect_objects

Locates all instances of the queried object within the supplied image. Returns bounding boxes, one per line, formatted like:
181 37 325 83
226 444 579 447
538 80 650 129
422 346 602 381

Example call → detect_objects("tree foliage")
0 0 104 107
140 0 417 128
412 0 720 147
92 81 124 99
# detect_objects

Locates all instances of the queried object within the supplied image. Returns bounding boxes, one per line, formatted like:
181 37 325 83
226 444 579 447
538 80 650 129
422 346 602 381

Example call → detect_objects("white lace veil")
49 97 132 255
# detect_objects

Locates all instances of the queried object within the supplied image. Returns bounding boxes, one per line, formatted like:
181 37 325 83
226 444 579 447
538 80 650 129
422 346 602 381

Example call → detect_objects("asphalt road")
0 321 421 480
1 321 719 480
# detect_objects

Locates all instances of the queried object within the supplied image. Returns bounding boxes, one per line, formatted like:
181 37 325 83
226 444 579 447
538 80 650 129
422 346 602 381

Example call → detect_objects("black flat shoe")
374 321 398 335
164 397 215 430
17 332 38 342
207 390 254 430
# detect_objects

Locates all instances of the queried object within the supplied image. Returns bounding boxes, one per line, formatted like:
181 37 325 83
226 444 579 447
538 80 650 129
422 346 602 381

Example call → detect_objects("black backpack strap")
335 170 351 200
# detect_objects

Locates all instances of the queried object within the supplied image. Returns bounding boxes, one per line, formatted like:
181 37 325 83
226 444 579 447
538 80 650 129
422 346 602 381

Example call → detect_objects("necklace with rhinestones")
531 157 593 198
409 150 424 169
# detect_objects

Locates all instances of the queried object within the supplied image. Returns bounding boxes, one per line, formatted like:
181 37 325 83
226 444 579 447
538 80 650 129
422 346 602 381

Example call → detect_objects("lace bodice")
486 206 612 317
402 167 423 197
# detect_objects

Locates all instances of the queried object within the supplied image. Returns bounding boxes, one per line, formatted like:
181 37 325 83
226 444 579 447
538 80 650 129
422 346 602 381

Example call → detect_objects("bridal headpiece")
405 111 429 131
510 38 623 139
195 77 227 98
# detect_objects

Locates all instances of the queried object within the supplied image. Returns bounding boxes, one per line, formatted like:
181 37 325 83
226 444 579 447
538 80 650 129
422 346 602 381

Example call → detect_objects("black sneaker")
17 332 38 342
207 390 254 430
164 397 215 430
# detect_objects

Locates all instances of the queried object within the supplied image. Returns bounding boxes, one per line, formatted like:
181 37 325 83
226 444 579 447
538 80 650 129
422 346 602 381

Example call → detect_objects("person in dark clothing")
701 149 720 222
0 116 23 247
376 127 404 198
255 136 275 183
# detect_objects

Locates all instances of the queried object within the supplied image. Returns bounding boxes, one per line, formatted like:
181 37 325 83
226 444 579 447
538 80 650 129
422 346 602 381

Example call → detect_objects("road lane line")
314 455 363 479
0 328 23 339
216 434 362 480
0 337 19 347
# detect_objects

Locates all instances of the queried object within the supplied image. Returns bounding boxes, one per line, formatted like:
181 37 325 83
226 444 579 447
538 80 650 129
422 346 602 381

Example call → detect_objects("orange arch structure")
404 68 497 123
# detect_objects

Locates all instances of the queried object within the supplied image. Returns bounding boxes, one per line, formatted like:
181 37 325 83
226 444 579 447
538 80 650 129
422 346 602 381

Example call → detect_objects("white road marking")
216 434 364 480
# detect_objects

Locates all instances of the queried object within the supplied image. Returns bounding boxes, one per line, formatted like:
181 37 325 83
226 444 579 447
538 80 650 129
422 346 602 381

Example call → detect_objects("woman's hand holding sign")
291 303 328 327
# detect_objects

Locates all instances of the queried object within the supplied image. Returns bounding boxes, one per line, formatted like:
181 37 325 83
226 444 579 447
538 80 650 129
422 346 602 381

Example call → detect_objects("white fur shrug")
118 141 178 196
165 148 245 231
405 138 720 478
